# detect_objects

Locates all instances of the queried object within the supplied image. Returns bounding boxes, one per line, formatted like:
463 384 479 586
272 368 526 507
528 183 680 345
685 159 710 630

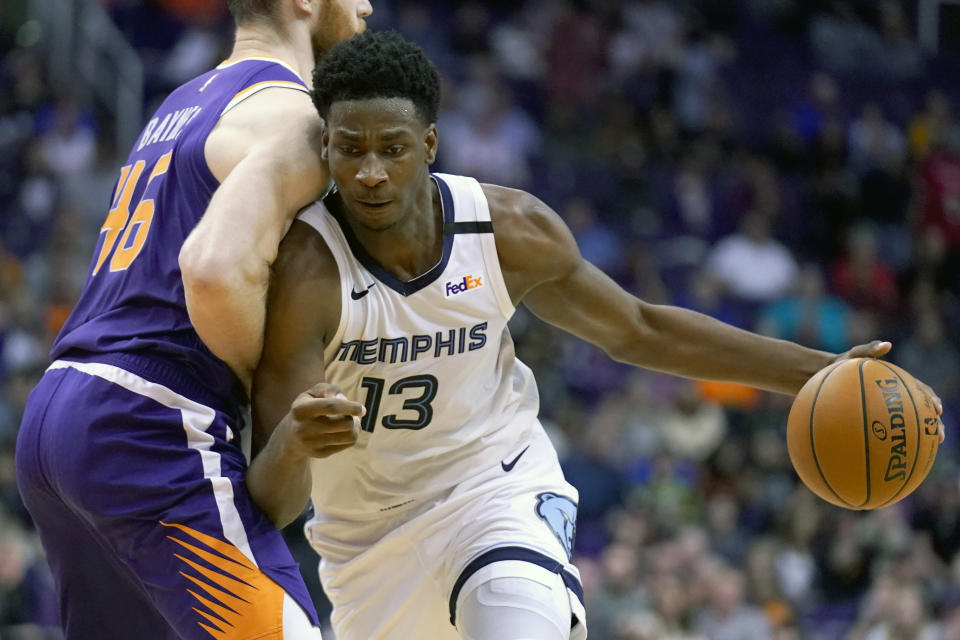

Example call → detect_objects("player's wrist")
277 417 310 462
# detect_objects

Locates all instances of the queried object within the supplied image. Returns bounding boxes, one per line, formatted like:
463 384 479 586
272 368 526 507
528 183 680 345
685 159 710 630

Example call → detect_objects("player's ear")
424 124 438 165
291 0 313 18
321 127 330 160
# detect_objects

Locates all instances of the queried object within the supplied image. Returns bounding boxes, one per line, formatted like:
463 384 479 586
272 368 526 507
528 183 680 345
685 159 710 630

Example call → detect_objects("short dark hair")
227 0 278 25
312 31 441 125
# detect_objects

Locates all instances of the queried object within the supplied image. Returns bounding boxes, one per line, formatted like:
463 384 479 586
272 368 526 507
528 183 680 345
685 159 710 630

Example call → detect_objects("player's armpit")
485 184 648 357
483 184 581 307
180 90 329 389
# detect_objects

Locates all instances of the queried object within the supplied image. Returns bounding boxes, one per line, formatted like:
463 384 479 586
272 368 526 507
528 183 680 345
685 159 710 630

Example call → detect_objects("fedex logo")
445 274 483 297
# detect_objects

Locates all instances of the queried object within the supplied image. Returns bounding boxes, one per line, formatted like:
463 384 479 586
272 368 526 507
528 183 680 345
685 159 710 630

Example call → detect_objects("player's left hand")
831 340 945 443
833 339 893 362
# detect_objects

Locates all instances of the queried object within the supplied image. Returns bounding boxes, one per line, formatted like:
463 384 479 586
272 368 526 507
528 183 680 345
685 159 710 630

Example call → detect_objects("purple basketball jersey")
52 58 308 409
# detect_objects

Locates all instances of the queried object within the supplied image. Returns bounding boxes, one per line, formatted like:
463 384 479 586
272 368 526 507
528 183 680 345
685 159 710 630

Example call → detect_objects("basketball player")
249 32 945 640
15 2 372 638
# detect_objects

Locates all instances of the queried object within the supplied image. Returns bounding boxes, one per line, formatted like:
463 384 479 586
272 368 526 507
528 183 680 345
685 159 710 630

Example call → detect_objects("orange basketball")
786 358 940 510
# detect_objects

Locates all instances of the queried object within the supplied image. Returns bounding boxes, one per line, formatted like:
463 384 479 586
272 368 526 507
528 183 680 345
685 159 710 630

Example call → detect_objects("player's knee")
456 573 571 640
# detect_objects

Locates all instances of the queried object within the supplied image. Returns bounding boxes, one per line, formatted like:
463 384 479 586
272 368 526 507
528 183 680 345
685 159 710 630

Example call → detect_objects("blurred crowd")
1 0 960 638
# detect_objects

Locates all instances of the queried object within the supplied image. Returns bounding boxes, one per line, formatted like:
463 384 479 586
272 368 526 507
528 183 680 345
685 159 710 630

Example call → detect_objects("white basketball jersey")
297 174 542 519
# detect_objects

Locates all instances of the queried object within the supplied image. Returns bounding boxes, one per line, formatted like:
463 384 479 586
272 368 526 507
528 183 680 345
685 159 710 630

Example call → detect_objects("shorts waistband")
54 351 246 416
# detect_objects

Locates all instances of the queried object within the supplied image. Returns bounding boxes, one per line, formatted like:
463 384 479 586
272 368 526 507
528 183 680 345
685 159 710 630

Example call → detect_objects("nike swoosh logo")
350 283 377 300
501 445 530 472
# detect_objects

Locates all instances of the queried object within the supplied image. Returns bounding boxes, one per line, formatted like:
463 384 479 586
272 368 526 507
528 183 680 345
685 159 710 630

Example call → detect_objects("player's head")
228 0 372 60
314 31 441 231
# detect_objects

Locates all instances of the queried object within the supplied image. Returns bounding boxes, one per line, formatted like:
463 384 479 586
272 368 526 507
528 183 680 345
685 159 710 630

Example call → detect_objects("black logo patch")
351 282 377 300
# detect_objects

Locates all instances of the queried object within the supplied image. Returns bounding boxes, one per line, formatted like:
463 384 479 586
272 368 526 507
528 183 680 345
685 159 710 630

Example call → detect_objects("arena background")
1 1 960 638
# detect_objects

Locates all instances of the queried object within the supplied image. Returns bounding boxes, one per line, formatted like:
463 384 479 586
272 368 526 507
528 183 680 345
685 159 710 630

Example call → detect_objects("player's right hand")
280 383 365 459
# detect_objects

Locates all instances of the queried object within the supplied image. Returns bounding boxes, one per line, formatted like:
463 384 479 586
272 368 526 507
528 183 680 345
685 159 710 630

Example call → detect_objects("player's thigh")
23 366 320 639
456 569 572 640
18 432 177 639
91 411 320 639
318 539 458 640
441 464 587 637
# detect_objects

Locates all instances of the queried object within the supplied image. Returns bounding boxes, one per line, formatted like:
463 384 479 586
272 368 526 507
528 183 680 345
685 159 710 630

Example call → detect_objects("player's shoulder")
481 183 545 219
217 85 319 137
204 86 323 184
276 212 339 282
269 211 341 340
481 184 575 255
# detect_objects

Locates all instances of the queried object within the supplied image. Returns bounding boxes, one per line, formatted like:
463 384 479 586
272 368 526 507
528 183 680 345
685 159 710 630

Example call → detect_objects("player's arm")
179 89 330 392
487 185 894 396
247 220 362 529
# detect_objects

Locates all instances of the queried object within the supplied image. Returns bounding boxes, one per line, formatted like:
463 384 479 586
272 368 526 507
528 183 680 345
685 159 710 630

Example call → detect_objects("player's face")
323 97 437 231
311 0 372 58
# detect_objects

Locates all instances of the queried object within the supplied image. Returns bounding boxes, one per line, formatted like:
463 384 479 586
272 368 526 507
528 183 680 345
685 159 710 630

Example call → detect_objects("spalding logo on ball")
787 358 940 510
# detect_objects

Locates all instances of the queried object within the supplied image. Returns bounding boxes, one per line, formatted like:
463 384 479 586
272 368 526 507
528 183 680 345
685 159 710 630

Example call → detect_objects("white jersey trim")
220 80 310 117
298 203 351 357
216 56 304 80
461 177 514 320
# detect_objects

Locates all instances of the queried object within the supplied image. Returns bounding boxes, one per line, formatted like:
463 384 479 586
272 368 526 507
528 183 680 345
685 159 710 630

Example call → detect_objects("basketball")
787 358 940 510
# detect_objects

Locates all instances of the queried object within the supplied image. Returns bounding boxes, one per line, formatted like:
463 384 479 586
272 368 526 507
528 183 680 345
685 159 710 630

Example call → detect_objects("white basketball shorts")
305 426 588 640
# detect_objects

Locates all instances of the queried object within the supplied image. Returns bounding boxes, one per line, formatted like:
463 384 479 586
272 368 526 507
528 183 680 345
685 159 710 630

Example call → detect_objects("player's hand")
832 339 893 363
831 340 945 443
280 383 365 459
916 378 945 443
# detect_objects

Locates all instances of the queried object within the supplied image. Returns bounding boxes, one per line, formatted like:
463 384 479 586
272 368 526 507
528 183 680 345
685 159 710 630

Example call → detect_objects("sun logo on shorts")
535 492 578 561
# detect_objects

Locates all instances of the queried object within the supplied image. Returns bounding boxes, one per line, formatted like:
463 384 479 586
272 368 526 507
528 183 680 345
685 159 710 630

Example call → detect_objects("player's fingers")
916 380 944 415
302 427 358 449
304 382 344 398
311 442 356 459
292 395 365 420
296 415 358 437
337 392 366 417
848 340 892 359
931 391 944 415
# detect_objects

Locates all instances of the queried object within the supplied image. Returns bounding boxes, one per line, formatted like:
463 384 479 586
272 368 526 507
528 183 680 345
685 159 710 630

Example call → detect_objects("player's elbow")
269 508 301 531
603 302 659 364
180 243 229 299
180 234 257 298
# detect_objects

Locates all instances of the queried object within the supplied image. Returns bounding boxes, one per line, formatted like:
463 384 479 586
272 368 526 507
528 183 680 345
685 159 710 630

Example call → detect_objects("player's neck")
349 179 443 281
227 25 314 83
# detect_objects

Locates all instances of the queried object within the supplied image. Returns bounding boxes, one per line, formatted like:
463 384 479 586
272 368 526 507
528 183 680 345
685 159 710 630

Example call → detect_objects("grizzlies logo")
535 492 578 560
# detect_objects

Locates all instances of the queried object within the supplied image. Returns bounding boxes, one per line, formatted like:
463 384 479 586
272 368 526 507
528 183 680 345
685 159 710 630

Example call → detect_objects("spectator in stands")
830 223 899 322
897 309 960 406
908 89 952 161
654 378 727 463
705 210 799 306
849 580 939 640
914 125 960 282
438 57 540 187
37 95 96 178
587 542 643 640
694 564 771 640
848 102 906 177
757 263 851 353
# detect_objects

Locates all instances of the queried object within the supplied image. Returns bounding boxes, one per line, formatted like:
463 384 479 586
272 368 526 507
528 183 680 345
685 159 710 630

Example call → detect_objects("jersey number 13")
359 375 439 432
